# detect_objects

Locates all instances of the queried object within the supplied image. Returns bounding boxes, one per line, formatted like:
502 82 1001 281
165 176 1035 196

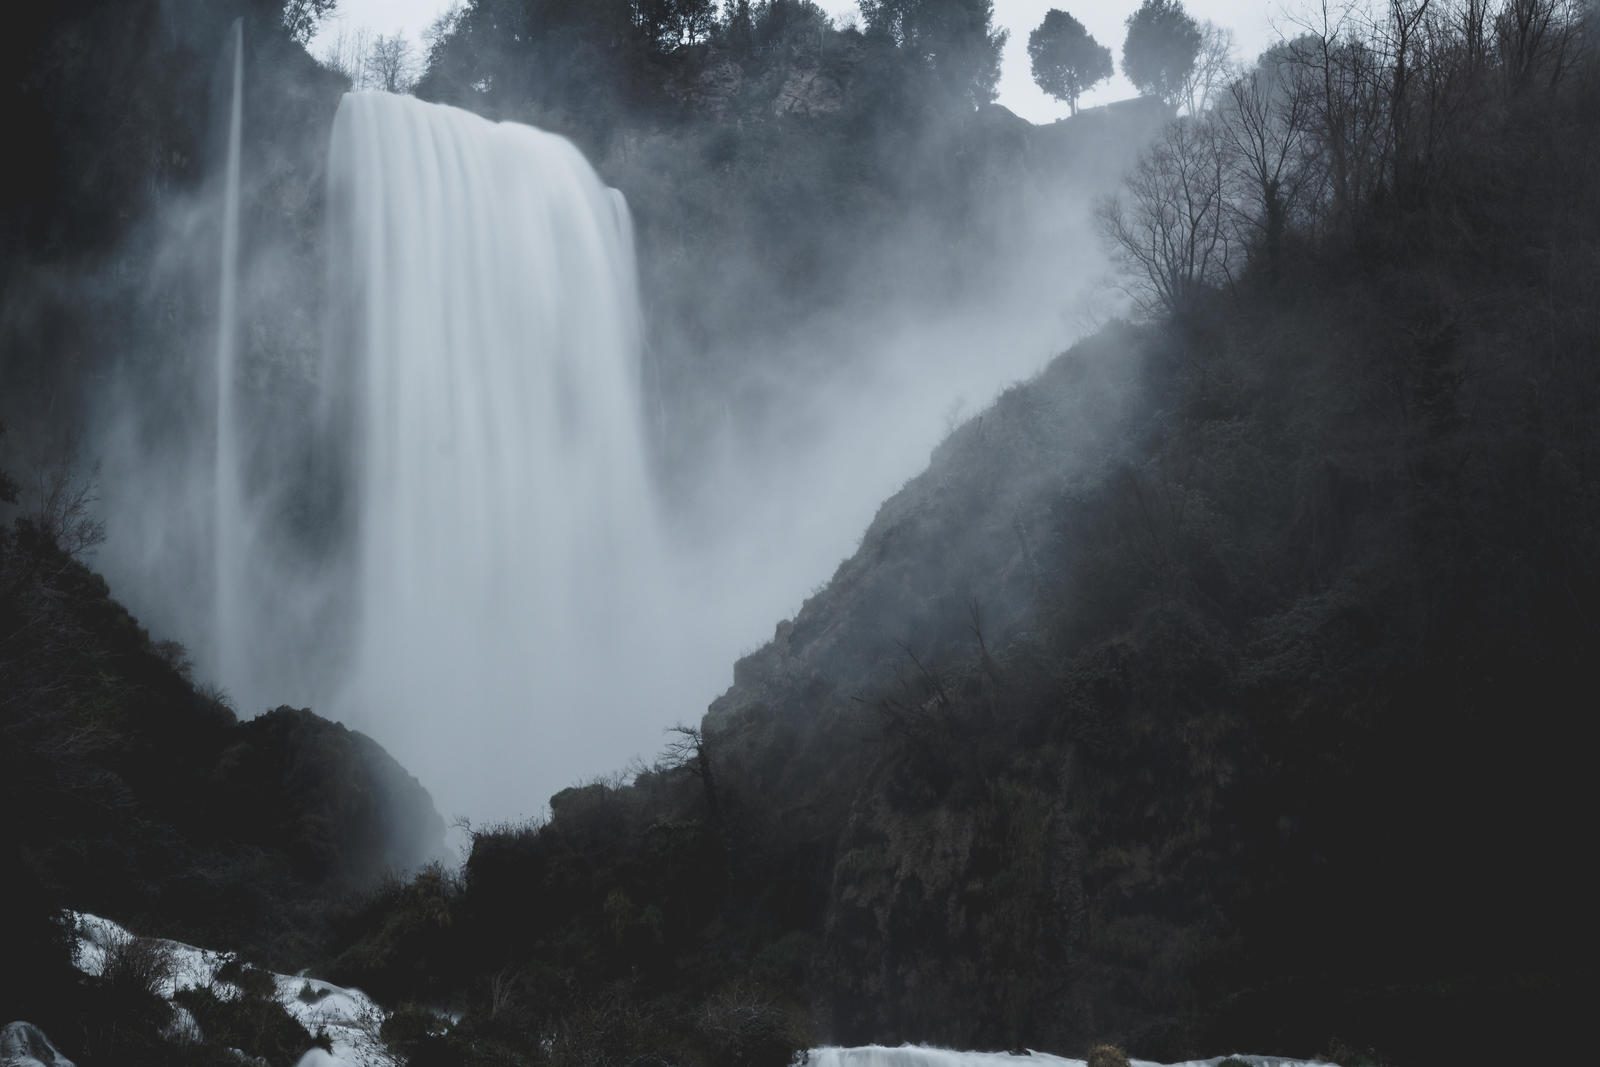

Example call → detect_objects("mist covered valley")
3 0 1596 1064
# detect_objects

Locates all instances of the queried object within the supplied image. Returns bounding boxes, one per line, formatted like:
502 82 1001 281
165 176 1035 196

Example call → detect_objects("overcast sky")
310 0 1286 124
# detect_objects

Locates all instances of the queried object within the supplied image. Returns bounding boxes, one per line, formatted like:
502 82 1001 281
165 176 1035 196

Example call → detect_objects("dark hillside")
0 452 445 1032
705 20 1600 1056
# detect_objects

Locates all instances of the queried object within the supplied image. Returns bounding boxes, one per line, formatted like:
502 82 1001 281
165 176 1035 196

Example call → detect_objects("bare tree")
1495 0 1586 90
1181 19 1239 113
1285 5 1391 231
1097 115 1236 317
1369 0 1438 198
1215 57 1319 276
367 33 417 94
22 442 105 560
319 26 372 87
1451 0 1496 71
663 723 721 823
1401 0 1488 200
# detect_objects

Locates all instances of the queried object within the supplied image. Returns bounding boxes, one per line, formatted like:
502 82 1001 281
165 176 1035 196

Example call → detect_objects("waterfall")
320 92 663 817
213 18 246 692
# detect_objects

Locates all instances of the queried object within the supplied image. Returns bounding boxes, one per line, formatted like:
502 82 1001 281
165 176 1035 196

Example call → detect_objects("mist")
0 0 1169 835
72 53 1150 831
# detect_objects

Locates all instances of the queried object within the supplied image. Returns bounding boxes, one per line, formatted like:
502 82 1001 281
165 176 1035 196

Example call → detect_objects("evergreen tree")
859 0 1009 107
1027 9 1113 115
1121 0 1200 105
728 0 754 53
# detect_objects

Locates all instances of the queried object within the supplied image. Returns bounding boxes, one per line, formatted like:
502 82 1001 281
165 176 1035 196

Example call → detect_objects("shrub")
100 932 177 1001
1088 1045 1131 1067
695 981 813 1067
380 1003 451 1064
174 979 318 1066
214 954 276 999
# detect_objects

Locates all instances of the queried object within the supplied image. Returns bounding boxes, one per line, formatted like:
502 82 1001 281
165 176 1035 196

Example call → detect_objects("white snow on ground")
68 912 395 1066
272 973 398 1067
64 914 1339 1067
72 912 230 998
809 1047 1336 1067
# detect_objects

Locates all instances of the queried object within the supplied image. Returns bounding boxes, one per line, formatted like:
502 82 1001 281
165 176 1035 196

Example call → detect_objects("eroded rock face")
773 65 846 116
680 58 746 115
0 1022 76 1067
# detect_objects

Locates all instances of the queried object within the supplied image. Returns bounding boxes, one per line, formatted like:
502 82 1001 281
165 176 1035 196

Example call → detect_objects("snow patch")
807 1047 1338 1067
68 913 394 1066
65 915 1338 1067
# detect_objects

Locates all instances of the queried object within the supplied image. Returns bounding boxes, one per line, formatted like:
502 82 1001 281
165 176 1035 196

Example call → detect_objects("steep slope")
706 325 1146 833
0 494 446 1030
703 214 1599 1061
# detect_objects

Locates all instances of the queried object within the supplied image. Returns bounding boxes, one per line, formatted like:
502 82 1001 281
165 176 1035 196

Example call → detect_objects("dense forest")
4 0 1598 1064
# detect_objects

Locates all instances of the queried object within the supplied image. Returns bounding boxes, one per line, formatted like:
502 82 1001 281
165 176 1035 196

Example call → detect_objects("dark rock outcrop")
217 705 447 885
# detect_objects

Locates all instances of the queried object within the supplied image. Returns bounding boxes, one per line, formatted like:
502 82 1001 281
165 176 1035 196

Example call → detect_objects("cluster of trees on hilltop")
405 0 1011 141
1028 0 1236 115
1099 0 1596 316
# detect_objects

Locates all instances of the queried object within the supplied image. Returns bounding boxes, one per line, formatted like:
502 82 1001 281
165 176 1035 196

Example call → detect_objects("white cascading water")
320 92 666 816
213 18 247 693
